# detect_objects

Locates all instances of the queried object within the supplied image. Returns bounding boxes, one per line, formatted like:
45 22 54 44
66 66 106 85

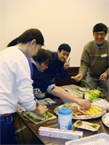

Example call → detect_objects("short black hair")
33 48 52 64
93 23 107 34
58 43 71 52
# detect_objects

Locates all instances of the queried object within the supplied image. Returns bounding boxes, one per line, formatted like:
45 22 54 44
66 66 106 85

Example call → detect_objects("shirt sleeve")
79 46 89 76
46 84 55 93
14 58 37 111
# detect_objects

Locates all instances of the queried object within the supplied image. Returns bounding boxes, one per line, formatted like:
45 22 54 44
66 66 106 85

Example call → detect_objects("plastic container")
58 107 72 130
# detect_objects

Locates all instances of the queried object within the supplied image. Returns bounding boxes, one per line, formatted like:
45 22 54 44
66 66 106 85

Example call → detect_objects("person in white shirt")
0 28 48 144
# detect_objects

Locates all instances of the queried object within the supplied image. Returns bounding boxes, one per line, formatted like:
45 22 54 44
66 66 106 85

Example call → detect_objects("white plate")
102 113 109 128
65 133 109 145
73 120 100 132
54 103 106 120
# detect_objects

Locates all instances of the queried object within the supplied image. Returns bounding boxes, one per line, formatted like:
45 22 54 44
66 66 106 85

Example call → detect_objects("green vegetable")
71 76 79 81
44 111 53 119
25 111 54 123
86 123 98 128
85 89 102 101
26 113 44 123
77 120 82 124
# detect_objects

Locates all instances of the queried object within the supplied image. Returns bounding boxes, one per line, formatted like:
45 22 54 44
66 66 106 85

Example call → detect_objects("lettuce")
85 89 102 101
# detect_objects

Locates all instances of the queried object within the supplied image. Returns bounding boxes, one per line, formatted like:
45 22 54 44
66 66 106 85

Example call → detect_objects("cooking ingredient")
56 104 103 119
85 89 102 101
85 106 102 116
27 112 45 121
74 120 100 131
71 76 79 81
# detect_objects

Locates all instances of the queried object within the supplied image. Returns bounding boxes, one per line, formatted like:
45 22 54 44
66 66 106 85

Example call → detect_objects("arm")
15 57 47 115
99 71 109 81
79 48 89 75
50 86 91 109
74 46 90 81
32 102 48 115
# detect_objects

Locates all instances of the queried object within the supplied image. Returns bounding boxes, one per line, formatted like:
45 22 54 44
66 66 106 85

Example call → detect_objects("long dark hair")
7 28 44 47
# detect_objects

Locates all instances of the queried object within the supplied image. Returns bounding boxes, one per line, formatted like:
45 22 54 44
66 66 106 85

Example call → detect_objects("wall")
0 0 109 66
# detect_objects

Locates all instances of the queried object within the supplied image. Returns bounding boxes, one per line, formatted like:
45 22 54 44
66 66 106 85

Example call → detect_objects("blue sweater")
32 63 53 92
32 50 68 92
43 50 68 81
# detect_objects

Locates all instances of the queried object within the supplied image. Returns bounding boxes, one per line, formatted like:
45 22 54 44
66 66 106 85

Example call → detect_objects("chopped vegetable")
44 111 53 119
71 76 79 81
76 120 82 126
85 89 102 101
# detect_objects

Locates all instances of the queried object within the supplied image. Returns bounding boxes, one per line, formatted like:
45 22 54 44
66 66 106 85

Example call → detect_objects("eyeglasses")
94 32 106 37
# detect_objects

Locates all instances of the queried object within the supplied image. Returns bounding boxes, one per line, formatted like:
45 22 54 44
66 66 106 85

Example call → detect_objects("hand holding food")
32 104 48 115
76 98 91 110
74 74 83 82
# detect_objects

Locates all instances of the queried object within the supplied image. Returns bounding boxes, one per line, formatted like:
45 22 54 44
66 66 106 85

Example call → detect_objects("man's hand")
64 58 70 69
99 72 108 81
74 73 83 82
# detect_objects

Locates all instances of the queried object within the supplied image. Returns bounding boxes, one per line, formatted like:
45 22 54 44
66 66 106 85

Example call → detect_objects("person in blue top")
32 49 91 111
43 43 71 84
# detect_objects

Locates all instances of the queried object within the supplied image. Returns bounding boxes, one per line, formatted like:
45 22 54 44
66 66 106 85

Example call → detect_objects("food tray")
65 133 109 145
102 113 109 128
24 111 56 124
73 120 100 132
54 103 106 120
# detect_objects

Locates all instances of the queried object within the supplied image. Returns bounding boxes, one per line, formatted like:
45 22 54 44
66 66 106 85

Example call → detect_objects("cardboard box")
38 127 83 140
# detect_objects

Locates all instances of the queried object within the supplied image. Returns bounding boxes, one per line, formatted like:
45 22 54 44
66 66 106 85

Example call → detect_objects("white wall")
0 0 109 66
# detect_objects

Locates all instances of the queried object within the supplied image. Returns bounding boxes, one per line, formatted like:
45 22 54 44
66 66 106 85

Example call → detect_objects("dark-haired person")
32 49 91 111
0 28 48 144
43 43 71 84
75 23 109 96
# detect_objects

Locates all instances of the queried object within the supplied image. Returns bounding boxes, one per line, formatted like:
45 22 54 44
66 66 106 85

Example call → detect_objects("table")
16 96 109 145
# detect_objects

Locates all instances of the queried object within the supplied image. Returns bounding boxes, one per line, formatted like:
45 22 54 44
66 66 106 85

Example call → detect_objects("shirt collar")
31 58 39 71
94 41 105 49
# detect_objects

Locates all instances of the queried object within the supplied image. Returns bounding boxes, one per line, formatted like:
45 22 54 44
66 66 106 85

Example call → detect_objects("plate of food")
73 120 100 132
102 113 109 128
54 103 106 120
24 111 56 124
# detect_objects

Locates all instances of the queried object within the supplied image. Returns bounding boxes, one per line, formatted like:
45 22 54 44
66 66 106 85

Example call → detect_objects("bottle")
58 107 72 130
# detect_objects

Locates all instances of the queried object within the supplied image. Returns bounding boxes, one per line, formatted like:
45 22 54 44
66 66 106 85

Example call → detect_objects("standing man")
75 23 109 96
43 43 71 84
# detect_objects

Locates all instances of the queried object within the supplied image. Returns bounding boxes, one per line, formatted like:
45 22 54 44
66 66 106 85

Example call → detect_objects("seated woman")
31 49 91 110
